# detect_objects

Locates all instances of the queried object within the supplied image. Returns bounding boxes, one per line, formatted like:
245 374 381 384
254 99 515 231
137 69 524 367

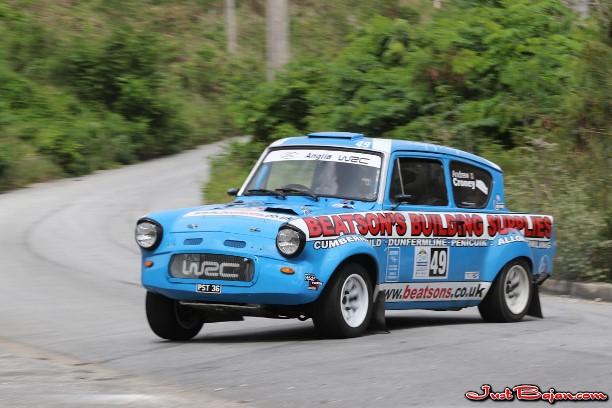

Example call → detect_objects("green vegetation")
207 0 611 282
0 0 236 190
0 1 609 281
0 0 418 190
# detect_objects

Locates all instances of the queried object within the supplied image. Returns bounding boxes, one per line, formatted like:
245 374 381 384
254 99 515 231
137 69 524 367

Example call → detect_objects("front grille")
169 253 254 282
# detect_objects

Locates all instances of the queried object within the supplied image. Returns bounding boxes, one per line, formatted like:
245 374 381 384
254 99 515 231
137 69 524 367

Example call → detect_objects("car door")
382 153 457 285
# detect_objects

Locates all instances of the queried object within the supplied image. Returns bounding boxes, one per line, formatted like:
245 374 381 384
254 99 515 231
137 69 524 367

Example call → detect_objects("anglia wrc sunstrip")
135 132 555 339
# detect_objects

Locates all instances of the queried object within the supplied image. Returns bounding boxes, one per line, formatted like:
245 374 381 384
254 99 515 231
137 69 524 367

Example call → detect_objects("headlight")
276 226 305 258
135 219 163 250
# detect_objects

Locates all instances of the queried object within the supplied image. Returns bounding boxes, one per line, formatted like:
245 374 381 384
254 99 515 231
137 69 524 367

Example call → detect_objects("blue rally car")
135 132 555 339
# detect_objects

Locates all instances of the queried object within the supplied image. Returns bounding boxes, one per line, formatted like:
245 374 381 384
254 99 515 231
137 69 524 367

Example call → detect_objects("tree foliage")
234 0 584 150
0 1 231 186
0 0 428 188
219 0 610 282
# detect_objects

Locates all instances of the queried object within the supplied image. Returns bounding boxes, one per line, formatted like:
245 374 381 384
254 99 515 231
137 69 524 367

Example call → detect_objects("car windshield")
244 148 382 202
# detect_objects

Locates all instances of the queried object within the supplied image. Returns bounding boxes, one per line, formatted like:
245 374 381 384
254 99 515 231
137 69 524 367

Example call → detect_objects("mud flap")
527 284 543 318
368 291 389 333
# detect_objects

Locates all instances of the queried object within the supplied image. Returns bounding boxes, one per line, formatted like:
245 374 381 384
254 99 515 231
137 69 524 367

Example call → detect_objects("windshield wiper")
277 186 319 202
246 189 286 199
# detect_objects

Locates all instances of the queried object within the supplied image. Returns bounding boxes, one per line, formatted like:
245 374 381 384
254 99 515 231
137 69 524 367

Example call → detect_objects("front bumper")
140 232 323 305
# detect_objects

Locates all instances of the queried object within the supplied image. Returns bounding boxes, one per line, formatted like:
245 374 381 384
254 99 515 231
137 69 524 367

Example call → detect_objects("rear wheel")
312 263 373 338
145 292 204 340
478 259 532 323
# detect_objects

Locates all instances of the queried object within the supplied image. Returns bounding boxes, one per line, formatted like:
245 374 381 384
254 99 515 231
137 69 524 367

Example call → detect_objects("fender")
481 230 534 282
481 234 544 319
300 234 380 287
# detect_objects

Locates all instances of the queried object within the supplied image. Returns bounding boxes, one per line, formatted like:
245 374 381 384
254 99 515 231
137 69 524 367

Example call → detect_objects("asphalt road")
1 140 610 407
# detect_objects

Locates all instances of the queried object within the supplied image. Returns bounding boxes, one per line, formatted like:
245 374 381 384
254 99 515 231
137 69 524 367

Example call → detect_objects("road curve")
1 140 611 407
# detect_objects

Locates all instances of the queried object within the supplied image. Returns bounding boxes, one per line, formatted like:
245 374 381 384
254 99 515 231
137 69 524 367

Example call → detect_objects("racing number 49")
429 248 448 277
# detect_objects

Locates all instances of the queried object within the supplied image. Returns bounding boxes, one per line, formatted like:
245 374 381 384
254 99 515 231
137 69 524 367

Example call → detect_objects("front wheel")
478 259 532 323
312 263 373 338
146 292 204 340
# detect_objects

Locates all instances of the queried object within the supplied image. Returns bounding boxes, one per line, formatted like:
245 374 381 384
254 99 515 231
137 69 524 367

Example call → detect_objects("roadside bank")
541 280 612 303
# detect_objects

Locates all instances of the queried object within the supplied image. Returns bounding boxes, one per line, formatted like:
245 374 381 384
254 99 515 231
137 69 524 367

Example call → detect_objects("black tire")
145 292 204 340
312 263 373 338
478 259 532 323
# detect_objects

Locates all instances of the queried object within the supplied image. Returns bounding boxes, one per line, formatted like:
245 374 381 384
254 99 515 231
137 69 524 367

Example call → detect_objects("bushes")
230 62 316 143
0 0 429 192
0 58 141 179
484 139 610 283
0 4 217 190
227 1 585 149
214 0 610 282
58 27 194 159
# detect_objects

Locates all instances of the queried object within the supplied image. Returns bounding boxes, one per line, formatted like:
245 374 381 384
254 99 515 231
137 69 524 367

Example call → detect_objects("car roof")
270 132 501 172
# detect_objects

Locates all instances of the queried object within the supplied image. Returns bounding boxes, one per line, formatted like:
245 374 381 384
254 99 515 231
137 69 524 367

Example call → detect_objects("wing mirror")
391 194 413 210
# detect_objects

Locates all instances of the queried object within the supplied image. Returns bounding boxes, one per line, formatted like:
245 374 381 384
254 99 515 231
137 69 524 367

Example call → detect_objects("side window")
450 161 492 209
389 158 448 206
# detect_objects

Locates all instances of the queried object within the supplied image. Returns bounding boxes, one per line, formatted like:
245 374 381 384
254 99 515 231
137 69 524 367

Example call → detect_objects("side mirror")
393 194 413 204
227 188 239 197
391 194 412 210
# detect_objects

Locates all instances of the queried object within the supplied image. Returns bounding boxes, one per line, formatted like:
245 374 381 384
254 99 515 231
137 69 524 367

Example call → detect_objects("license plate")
196 283 222 294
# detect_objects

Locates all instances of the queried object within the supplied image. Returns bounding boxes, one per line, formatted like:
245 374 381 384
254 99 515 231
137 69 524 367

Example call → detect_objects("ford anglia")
135 132 555 339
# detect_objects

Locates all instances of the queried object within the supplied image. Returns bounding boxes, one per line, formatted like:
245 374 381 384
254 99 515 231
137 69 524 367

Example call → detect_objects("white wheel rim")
340 274 369 328
504 265 530 315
